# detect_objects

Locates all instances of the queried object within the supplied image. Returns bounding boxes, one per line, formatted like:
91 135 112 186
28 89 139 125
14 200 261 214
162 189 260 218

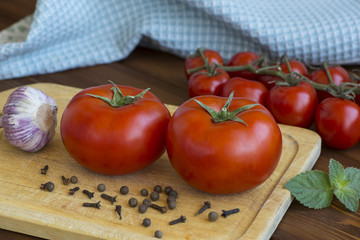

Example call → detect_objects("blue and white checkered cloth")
1 0 359 80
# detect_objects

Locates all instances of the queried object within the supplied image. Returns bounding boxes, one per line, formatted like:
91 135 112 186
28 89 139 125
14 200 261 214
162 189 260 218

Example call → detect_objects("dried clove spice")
195 201 211 216
150 204 167 214
82 189 94 199
40 165 49 175
61 175 70 185
221 208 240 218
115 205 122 220
169 215 186 225
83 201 101 209
101 193 117 204
69 186 80 195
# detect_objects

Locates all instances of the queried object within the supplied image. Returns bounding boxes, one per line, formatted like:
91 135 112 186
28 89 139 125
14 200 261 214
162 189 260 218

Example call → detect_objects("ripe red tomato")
60 84 171 175
309 66 351 101
166 95 282 194
266 81 318 128
188 69 230 97
315 98 360 149
227 51 260 80
220 77 268 106
281 59 309 76
356 94 360 106
184 49 224 79
256 60 308 90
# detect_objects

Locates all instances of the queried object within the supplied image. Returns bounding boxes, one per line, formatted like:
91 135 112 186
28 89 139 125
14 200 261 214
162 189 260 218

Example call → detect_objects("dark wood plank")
0 0 36 30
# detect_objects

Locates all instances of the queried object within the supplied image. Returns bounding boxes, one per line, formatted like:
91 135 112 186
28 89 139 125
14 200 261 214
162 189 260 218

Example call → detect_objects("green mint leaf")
329 159 349 189
345 167 360 199
334 186 359 212
285 170 332 209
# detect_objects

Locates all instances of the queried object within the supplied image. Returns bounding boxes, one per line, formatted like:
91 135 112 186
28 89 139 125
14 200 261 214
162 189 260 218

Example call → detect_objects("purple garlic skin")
1 86 58 152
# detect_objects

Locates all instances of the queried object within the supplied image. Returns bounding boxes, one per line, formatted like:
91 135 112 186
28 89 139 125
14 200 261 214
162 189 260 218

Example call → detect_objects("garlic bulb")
0 86 58 152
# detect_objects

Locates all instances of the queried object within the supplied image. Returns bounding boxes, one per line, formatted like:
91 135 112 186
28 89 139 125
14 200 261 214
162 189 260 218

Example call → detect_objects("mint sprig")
285 158 360 212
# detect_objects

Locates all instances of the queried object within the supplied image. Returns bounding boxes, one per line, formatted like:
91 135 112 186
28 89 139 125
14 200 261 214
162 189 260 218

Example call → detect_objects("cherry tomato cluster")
184 49 360 150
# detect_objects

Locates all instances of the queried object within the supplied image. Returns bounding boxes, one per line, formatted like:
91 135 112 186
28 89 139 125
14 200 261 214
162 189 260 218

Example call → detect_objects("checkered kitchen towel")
0 0 359 80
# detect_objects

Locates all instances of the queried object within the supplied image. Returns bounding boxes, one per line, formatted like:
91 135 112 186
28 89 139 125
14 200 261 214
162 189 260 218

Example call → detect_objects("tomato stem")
323 62 335 85
86 80 150 107
193 91 258 125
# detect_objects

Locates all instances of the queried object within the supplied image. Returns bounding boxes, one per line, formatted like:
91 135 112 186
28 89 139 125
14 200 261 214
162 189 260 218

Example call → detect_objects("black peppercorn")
120 186 129 195
138 204 148 214
142 218 151 227
166 195 176 204
140 188 148 196
168 190 178 198
70 176 78 184
150 191 159 201
208 211 219 222
128 198 138 208
164 186 172 195
97 183 106 192
154 230 162 239
40 181 54 192
153 185 162 193
142 198 152 207
168 200 176 210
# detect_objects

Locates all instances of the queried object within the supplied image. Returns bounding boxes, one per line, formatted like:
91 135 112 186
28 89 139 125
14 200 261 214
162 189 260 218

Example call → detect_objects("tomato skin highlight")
220 77 268 106
266 81 318 128
315 98 360 150
227 52 260 80
166 96 282 194
188 69 230 97
60 84 171 175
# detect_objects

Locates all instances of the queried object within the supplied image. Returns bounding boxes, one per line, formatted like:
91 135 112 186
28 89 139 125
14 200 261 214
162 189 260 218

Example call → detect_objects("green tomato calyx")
193 91 258 126
86 80 150 107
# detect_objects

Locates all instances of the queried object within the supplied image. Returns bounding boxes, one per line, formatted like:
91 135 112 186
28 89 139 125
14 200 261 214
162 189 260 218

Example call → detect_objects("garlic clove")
0 86 58 152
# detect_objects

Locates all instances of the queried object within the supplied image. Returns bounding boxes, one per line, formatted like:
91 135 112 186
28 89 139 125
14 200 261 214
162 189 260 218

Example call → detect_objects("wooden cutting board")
0 83 321 240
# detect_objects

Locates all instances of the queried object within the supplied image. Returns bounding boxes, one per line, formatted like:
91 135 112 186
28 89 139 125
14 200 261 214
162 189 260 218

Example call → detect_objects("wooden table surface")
0 1 359 239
